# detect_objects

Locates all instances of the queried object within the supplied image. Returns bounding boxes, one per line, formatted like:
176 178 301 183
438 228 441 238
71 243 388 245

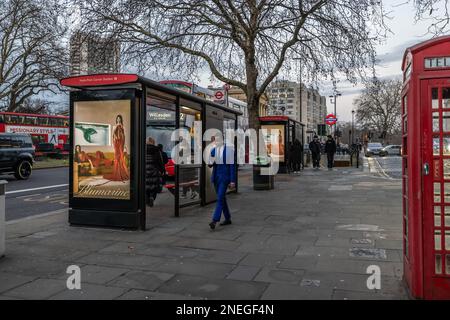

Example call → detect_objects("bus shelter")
259 116 305 173
402 36 450 299
60 74 241 230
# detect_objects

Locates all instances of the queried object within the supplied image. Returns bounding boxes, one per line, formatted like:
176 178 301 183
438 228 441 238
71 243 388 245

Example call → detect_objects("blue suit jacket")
210 146 236 185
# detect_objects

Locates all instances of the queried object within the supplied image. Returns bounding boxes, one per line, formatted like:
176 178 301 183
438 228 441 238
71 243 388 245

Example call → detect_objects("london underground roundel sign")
325 114 337 126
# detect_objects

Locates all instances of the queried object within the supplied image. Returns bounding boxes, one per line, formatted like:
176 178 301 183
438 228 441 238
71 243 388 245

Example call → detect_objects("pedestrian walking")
325 135 337 170
145 137 165 207
309 135 322 169
292 139 302 173
208 139 236 230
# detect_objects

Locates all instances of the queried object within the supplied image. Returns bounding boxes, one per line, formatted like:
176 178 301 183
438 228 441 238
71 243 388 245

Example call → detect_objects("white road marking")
6 184 69 195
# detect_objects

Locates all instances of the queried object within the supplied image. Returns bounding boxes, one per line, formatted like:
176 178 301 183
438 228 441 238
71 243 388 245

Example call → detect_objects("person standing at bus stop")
309 135 322 169
208 137 236 230
325 135 337 170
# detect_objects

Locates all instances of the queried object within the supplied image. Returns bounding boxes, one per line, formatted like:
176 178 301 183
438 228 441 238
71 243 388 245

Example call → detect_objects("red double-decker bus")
0 112 69 151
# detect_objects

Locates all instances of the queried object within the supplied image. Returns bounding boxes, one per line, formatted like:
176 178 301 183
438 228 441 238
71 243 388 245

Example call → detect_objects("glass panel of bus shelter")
73 98 132 201
178 99 202 207
146 89 176 213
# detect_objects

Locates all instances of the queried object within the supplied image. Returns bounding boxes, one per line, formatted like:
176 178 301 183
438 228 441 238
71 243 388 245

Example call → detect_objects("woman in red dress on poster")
104 114 130 181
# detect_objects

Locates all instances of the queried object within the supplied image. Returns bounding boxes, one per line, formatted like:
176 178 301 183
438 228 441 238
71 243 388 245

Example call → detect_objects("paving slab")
2 278 66 300
0 272 36 294
158 274 268 300
107 270 174 291
49 283 128 300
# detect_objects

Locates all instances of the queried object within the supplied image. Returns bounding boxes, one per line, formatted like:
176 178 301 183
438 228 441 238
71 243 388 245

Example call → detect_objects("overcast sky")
318 0 434 123
192 0 435 123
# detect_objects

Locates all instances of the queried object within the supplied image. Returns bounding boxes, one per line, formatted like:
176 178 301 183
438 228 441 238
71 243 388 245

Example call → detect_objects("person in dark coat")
292 139 302 173
157 143 169 186
309 135 322 169
146 137 165 207
324 135 337 170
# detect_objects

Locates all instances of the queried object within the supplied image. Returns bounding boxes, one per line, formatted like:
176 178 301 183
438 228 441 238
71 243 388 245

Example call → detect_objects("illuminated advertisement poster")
261 124 285 162
73 100 131 200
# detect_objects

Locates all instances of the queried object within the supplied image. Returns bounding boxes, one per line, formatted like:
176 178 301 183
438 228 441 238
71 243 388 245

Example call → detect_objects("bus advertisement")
0 112 69 151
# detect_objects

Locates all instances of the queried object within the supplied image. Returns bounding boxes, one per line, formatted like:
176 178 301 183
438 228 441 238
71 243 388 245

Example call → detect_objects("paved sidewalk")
0 166 408 300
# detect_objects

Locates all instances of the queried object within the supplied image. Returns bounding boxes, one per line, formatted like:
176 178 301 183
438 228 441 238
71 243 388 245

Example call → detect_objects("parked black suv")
0 133 34 180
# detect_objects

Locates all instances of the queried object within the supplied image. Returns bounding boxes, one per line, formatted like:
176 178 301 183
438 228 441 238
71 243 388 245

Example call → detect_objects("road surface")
366 156 402 179
3 167 68 221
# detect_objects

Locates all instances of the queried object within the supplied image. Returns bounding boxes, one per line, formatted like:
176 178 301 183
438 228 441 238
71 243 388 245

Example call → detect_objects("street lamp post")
351 110 355 145
293 57 303 123
329 93 342 137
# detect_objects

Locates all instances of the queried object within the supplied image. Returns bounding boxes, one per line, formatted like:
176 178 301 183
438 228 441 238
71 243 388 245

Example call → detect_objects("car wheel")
14 160 32 180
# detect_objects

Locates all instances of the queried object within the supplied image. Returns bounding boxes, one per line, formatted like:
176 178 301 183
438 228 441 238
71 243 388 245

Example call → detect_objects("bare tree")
354 78 402 145
74 0 388 129
0 0 68 112
413 0 450 34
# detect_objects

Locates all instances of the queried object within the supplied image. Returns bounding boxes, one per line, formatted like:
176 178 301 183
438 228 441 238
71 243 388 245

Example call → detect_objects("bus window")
0 115 4 123
18 116 25 124
10 115 18 124
25 116 37 125
38 117 48 126
49 118 58 126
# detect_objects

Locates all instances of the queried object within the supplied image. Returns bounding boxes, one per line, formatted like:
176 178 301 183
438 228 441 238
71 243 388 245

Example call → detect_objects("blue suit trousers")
212 180 231 222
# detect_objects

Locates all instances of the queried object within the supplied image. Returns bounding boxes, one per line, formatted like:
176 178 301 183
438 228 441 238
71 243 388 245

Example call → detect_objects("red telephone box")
402 36 450 299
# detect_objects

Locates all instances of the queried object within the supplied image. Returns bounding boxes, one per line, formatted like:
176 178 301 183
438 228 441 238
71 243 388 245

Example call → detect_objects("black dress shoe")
220 220 232 226
209 221 216 230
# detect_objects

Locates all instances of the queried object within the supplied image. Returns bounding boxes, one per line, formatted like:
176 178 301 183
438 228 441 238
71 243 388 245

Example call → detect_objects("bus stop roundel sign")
325 114 337 126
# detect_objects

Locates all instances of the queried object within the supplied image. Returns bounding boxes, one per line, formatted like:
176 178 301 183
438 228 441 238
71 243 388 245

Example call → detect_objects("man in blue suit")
208 138 236 230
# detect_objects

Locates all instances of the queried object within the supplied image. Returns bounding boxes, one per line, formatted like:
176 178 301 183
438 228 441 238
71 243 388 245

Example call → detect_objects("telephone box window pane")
444 137 450 155
444 159 450 179
433 137 440 155
444 112 450 132
435 183 441 203
446 207 450 226
435 206 442 227
435 159 441 179
437 58 445 67
432 88 439 109
425 59 432 68
433 112 440 132
435 230 442 250
436 255 443 274
444 88 450 109
445 183 450 202
446 231 450 250
446 57 450 67
446 255 450 274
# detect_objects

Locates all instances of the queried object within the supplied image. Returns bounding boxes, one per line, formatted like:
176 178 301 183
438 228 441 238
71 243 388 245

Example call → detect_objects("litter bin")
253 156 274 190
0 180 7 258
